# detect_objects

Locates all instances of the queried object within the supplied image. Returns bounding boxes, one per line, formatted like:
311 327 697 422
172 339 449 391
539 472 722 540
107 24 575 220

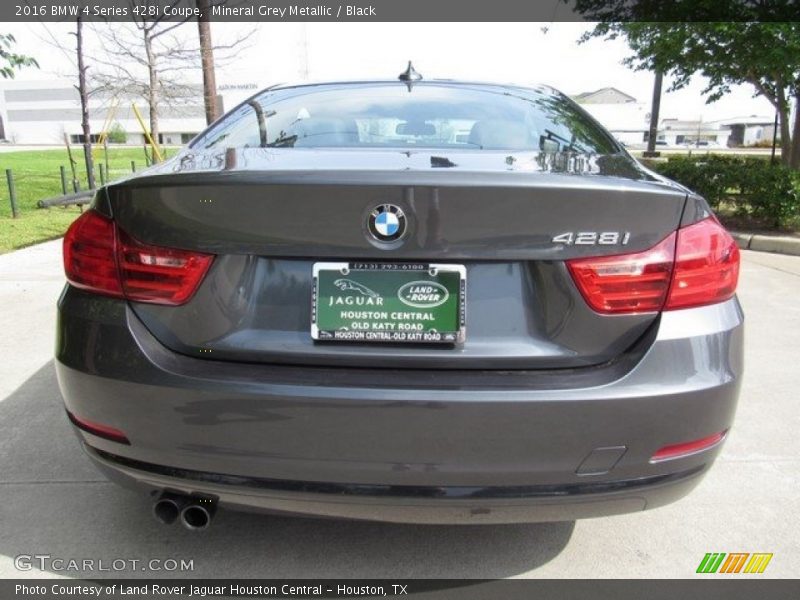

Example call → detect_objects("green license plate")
312 262 466 344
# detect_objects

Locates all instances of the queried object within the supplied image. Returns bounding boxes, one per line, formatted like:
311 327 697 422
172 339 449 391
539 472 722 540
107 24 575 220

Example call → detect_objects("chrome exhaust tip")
179 498 216 531
152 492 188 525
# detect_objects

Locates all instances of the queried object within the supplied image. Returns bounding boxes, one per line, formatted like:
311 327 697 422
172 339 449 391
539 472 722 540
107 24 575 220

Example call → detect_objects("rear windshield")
192 83 620 154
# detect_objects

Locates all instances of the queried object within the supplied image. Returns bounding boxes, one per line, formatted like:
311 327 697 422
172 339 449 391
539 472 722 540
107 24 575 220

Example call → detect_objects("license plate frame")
311 262 466 344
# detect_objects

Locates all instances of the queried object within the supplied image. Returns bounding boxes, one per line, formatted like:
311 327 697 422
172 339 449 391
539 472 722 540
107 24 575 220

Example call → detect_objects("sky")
1 21 776 123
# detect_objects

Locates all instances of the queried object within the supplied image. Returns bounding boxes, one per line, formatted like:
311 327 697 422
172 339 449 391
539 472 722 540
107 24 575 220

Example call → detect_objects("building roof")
572 87 637 104
712 115 776 127
659 119 724 134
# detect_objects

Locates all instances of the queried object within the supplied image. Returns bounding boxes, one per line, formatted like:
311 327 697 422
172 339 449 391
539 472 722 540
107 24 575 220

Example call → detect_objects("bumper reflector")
650 430 727 463
67 411 130 445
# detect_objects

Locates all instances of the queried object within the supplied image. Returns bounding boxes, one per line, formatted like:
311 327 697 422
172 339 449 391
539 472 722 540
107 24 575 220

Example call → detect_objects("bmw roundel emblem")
368 204 407 243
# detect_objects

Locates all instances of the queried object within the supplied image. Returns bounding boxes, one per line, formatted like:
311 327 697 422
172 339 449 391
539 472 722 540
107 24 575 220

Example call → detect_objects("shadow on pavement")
0 362 575 578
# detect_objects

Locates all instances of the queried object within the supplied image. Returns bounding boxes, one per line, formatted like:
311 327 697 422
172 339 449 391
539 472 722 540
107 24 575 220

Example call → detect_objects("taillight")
116 229 214 305
664 217 740 310
63 209 123 298
567 217 739 314
566 233 676 314
64 210 213 306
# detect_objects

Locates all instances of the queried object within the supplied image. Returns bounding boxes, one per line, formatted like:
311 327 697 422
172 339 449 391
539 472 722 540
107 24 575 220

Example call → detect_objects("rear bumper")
56 287 744 524
85 444 707 524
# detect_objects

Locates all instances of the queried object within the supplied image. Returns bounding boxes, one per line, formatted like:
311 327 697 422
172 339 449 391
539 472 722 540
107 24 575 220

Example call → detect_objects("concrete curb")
731 231 800 257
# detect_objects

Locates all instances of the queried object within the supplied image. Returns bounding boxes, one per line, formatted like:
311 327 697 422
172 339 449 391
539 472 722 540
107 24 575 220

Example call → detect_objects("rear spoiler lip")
108 169 685 196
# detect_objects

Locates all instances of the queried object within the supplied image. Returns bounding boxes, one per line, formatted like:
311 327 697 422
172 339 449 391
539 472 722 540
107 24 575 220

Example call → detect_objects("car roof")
262 79 559 96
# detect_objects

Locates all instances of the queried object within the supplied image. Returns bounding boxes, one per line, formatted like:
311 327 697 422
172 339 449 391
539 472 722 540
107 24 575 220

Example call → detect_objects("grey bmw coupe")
57 71 742 529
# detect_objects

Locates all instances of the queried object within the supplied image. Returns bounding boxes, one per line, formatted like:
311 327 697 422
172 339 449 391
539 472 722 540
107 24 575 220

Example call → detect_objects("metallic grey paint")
56 81 742 524
56 287 742 523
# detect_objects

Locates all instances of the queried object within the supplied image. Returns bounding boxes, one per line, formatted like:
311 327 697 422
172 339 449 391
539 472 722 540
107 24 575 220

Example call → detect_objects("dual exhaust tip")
153 492 216 530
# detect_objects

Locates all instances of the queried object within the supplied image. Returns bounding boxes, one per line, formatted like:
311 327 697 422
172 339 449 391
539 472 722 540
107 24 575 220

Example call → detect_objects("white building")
717 116 777 147
656 116 776 147
572 87 649 146
0 79 262 146
657 118 731 147
573 87 777 150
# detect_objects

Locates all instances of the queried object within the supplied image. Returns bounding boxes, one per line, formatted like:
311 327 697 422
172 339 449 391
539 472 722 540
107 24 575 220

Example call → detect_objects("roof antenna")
398 61 422 91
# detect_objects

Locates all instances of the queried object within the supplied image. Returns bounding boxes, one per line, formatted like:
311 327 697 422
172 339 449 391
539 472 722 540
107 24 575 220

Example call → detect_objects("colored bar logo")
697 553 773 574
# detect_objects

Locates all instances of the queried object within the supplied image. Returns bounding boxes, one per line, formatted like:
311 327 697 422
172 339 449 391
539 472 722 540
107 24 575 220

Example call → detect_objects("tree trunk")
790 90 800 170
776 86 792 167
76 17 95 189
197 0 219 125
143 31 160 155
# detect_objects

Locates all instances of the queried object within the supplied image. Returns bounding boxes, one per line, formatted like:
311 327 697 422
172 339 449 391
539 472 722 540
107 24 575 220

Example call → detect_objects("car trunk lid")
105 149 687 370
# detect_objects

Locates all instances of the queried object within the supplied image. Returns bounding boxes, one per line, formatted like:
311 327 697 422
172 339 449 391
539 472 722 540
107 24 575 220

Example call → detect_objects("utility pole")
197 0 220 124
643 71 663 158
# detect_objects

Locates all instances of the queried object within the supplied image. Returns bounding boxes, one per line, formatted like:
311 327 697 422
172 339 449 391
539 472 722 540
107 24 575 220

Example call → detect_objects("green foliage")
107 123 128 144
571 0 799 22
652 155 800 228
582 22 800 105
577 15 800 169
0 148 169 252
0 33 38 79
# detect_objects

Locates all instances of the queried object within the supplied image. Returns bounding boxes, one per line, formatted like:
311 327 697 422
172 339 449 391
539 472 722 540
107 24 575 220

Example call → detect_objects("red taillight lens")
566 233 676 314
650 430 727 463
63 210 213 306
567 217 740 314
63 210 123 298
665 217 740 310
116 229 214 305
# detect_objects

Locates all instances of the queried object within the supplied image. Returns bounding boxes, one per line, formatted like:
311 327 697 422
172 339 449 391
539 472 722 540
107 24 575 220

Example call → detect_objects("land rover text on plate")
57 68 743 528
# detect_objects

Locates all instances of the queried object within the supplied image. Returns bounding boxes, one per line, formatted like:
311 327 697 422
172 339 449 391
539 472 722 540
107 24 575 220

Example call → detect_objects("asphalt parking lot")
0 240 797 579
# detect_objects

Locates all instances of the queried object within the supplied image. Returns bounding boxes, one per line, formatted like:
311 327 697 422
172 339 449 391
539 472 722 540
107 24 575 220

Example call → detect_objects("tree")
91 20 199 156
91 3 252 156
0 33 38 78
74 17 95 189
35 12 97 188
575 2 800 169
196 0 220 125
107 122 128 144
584 22 800 168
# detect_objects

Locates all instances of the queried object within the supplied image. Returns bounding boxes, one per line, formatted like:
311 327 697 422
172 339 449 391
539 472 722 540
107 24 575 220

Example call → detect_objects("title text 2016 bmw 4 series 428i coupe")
56 71 742 529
